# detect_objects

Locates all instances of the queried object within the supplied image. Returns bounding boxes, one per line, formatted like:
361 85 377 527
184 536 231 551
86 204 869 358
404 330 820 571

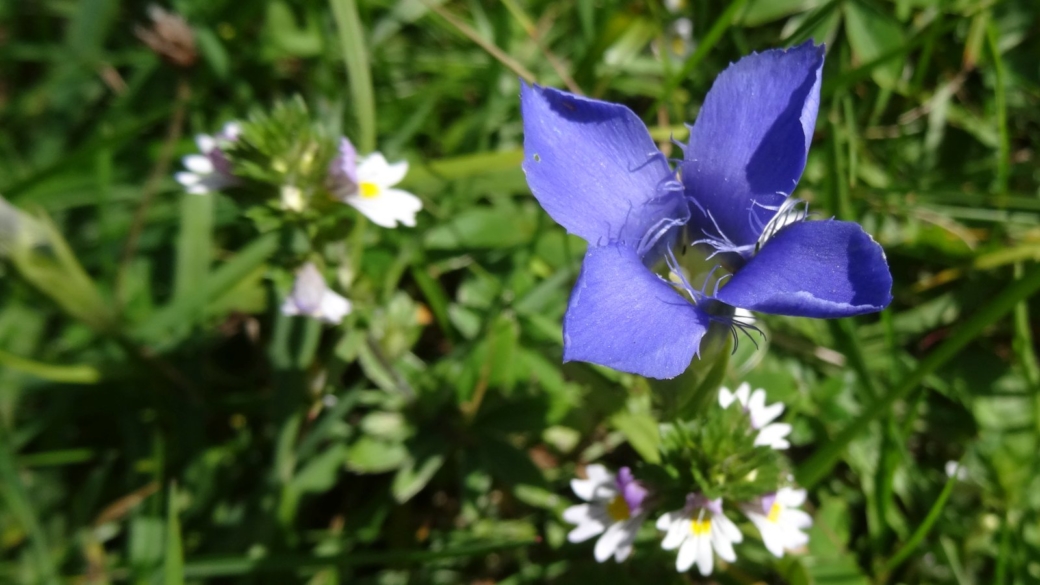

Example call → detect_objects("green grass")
2 0 1040 583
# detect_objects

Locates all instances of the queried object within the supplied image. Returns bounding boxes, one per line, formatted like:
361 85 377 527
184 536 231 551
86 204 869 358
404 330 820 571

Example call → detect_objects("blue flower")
520 42 892 379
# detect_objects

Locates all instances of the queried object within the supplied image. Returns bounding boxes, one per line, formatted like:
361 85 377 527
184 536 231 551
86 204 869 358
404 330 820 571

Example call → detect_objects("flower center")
690 518 712 535
359 182 381 198
606 495 631 521
767 503 782 523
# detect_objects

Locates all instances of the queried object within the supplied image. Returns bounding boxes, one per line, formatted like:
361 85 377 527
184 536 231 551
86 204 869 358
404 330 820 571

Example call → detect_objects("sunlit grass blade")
330 0 377 153
165 483 185 585
0 349 101 384
881 466 958 573
173 193 213 302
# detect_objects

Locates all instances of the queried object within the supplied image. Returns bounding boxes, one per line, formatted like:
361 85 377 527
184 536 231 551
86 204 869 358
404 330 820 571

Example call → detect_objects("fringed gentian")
520 42 892 380
562 465 650 562
281 262 352 325
678 43 891 321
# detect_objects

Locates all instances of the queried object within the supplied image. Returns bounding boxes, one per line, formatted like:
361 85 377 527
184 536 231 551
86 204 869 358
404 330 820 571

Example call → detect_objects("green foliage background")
2 0 1040 583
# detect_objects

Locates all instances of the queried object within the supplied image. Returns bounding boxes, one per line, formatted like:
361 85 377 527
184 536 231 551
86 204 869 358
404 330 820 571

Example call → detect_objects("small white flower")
329 138 422 229
562 465 650 563
281 263 352 325
280 185 305 212
719 382 792 450
657 494 743 575
945 460 967 480
175 122 241 195
743 487 812 557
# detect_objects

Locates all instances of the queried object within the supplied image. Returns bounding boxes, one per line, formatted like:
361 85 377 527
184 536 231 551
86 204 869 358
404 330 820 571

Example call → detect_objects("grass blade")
881 467 958 573
330 0 377 153
164 483 185 585
135 231 280 344
797 262 1040 487
173 193 214 302
0 428 60 585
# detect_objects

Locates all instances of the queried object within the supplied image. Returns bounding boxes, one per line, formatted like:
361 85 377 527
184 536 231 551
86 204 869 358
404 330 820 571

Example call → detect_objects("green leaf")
424 204 538 250
264 1 323 58
0 349 100 384
292 445 348 493
610 409 661 464
345 437 408 474
392 449 446 503
843 0 906 86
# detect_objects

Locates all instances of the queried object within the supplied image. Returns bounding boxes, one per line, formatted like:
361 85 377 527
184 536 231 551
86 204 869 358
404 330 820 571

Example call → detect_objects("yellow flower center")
606 495 631 521
768 503 782 523
359 182 381 199
691 519 712 535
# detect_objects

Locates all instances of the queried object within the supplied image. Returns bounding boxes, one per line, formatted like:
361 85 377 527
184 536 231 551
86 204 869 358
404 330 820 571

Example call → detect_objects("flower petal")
784 508 814 530
682 41 824 249
661 516 688 550
718 387 735 408
612 517 642 562
716 220 892 317
358 153 408 188
343 189 422 229
750 513 786 557
710 524 737 563
594 522 627 562
330 137 360 189
563 244 709 379
754 423 792 449
656 511 675 532
183 154 215 175
777 487 807 508
695 532 714 575
749 389 784 427
318 290 352 324
676 536 699 572
714 513 743 544
521 82 684 245
568 520 607 543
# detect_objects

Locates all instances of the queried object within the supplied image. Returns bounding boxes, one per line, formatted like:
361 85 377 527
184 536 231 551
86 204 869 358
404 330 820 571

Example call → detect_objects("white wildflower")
562 465 650 563
329 138 422 228
174 122 241 195
719 382 792 450
281 262 352 325
657 494 742 575
743 487 812 557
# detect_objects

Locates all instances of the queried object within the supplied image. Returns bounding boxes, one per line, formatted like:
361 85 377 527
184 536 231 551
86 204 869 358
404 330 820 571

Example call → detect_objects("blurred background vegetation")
2 0 1040 583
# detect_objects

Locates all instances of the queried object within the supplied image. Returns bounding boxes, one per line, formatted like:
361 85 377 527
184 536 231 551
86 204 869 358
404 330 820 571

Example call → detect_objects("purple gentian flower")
520 42 892 379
